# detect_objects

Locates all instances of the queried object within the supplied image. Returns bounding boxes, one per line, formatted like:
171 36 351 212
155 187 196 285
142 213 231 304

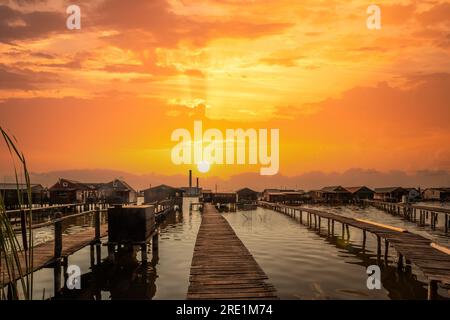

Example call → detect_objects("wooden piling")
94 206 101 242
427 280 438 300
384 240 389 265
362 230 366 250
141 243 148 263
54 212 63 260
376 236 381 261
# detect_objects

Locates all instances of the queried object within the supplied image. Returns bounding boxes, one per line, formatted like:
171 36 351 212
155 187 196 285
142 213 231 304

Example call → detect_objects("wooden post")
95 243 101 265
362 230 366 250
107 244 115 263
63 256 69 287
397 253 403 270
53 260 61 297
141 243 148 263
152 231 159 260
445 214 448 233
90 244 95 267
331 220 335 235
318 217 321 232
94 206 101 242
54 212 63 260
342 223 345 238
427 280 438 300
346 225 350 240
376 236 381 261
384 240 389 265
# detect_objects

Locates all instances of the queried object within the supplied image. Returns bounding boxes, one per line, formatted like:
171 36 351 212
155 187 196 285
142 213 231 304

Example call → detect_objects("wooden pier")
259 201 450 299
187 204 277 300
363 200 450 234
1 207 107 290
1 200 180 296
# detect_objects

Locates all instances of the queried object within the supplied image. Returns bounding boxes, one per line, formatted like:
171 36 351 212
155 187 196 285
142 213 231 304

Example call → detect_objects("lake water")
26 199 449 300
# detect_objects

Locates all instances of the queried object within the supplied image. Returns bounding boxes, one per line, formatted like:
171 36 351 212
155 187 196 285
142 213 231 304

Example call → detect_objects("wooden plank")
187 204 277 300
0 224 108 287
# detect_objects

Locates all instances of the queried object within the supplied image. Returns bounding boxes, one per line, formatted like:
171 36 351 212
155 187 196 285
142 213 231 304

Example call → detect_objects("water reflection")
28 201 449 300
44 198 201 300
223 207 449 300
57 250 158 300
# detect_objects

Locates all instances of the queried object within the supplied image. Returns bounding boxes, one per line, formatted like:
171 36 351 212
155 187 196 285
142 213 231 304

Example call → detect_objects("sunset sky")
1 0 450 189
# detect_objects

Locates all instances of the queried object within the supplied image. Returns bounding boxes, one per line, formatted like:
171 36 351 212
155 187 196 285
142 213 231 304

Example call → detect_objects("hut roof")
374 187 405 194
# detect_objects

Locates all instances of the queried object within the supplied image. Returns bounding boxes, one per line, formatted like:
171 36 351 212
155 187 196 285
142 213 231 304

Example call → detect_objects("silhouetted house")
314 186 352 202
422 188 450 201
236 188 258 202
404 188 421 202
374 187 408 203
99 179 137 204
345 186 374 200
283 191 306 203
0 183 45 208
49 178 98 204
262 189 296 202
201 189 213 203
212 193 237 204
263 189 280 201
265 192 284 203
143 184 183 203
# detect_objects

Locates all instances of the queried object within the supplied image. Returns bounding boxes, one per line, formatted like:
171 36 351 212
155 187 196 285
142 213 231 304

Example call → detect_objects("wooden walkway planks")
187 204 277 300
0 224 108 287
260 202 450 287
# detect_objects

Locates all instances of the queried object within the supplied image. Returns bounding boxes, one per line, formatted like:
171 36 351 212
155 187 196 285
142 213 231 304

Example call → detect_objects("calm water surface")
223 205 450 300
28 200 449 300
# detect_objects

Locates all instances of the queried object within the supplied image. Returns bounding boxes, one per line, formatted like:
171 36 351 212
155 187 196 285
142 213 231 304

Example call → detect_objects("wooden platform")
260 201 450 298
0 224 108 288
187 204 277 300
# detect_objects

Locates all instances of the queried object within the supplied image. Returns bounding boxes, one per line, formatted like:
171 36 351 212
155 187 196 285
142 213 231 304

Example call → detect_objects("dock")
259 201 450 299
363 199 450 233
187 204 277 300
1 207 108 289
1 200 180 294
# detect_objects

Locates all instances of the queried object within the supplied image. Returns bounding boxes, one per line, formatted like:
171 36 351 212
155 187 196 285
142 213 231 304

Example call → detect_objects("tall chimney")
189 170 192 188
196 177 199 189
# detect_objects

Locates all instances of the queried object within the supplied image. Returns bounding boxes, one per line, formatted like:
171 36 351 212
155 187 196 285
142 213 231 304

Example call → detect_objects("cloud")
0 4 65 43
92 0 292 49
417 2 450 26
0 63 59 89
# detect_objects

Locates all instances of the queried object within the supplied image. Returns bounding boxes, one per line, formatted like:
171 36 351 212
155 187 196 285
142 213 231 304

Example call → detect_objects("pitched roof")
374 187 405 193
144 184 181 192
424 187 450 192
236 187 258 194
321 186 350 193
49 178 92 191
100 179 136 192
345 186 374 194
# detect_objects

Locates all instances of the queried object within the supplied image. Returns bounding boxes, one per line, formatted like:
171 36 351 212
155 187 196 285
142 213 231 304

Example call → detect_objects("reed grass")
0 127 33 300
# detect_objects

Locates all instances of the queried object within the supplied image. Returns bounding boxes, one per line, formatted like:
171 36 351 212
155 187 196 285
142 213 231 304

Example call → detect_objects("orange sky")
1 0 450 186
